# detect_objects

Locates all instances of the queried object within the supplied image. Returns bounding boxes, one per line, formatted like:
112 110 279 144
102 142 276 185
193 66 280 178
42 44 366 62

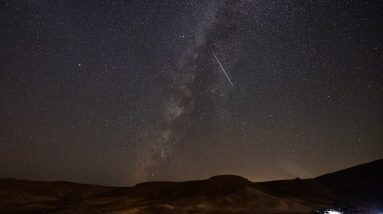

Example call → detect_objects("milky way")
133 0 248 181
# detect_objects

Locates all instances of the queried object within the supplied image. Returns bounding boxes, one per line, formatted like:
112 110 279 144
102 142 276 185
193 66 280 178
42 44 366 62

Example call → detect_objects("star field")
0 0 382 186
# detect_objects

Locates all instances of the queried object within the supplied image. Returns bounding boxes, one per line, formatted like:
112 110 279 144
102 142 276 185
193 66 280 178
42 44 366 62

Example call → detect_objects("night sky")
1 0 382 186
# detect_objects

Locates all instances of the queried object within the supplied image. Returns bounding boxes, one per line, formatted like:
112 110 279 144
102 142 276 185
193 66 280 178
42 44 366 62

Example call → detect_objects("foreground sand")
1 159 382 213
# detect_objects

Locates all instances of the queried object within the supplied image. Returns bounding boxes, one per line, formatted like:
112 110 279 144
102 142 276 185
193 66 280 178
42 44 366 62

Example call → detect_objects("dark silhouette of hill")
0 159 382 213
128 175 251 198
316 159 383 203
258 159 383 206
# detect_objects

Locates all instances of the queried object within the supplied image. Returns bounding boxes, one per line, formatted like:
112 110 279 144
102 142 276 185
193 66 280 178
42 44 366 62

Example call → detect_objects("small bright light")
325 210 342 214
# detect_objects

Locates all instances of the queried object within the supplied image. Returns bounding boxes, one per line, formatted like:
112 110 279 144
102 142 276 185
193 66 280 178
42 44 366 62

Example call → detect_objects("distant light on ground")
325 210 342 214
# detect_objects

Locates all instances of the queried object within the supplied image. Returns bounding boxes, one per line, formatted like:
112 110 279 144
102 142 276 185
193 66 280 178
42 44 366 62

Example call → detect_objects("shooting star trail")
212 51 234 87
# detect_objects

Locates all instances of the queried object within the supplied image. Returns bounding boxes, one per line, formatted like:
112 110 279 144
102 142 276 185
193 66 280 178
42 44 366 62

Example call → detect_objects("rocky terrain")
1 159 382 213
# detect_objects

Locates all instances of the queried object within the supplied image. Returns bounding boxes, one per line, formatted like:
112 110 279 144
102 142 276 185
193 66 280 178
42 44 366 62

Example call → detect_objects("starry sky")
1 0 382 186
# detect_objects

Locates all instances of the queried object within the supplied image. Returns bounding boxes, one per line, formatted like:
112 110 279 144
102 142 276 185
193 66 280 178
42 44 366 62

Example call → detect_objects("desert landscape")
1 159 382 214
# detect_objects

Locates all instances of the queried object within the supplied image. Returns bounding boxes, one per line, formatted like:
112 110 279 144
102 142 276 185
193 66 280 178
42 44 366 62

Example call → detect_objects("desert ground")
1 159 382 214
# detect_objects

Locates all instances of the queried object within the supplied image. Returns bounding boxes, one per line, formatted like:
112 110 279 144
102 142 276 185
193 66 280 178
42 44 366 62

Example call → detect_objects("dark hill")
0 159 382 213
130 175 251 198
316 159 383 203
258 159 383 206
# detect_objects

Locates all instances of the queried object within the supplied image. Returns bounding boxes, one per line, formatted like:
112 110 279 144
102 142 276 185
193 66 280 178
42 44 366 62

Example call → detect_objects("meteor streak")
212 51 234 87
